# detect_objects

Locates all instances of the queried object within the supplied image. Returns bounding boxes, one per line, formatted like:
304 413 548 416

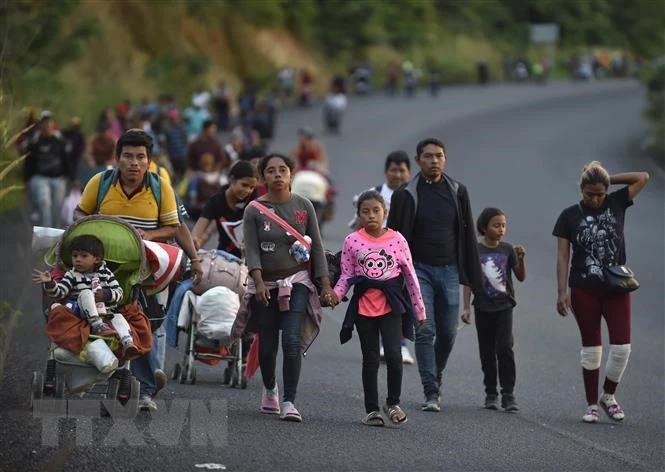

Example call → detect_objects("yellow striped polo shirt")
78 171 179 230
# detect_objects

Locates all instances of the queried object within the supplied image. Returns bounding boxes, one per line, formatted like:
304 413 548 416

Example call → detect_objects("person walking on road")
334 190 425 426
233 153 338 422
191 160 259 256
387 138 482 412
23 111 74 228
74 129 202 412
461 207 526 412
348 150 415 365
553 161 649 423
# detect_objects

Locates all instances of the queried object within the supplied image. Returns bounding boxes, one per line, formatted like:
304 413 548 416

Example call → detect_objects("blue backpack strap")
95 169 117 214
146 171 162 215
97 168 162 216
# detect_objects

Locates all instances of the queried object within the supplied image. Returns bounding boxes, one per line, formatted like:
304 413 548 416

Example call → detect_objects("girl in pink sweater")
334 190 425 426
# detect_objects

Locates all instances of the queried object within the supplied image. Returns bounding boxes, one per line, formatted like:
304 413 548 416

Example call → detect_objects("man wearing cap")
23 111 75 228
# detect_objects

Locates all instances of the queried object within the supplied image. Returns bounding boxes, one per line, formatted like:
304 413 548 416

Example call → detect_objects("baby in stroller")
33 235 139 370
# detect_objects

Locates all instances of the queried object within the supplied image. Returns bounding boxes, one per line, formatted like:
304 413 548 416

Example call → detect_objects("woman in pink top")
334 190 425 426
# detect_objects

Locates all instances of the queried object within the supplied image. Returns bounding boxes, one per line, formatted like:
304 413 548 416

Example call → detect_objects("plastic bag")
195 286 239 343
80 338 118 375
61 189 81 227
32 226 65 262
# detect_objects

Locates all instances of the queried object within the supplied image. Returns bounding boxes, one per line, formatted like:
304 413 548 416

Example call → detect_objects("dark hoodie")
23 131 73 182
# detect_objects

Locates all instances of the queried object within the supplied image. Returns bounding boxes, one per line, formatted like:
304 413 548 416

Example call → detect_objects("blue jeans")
414 262 460 399
131 290 169 396
251 283 308 403
152 325 166 371
131 353 156 396
28 175 67 228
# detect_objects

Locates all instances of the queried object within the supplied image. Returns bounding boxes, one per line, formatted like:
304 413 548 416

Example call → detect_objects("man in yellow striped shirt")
76 137 180 239
74 129 182 412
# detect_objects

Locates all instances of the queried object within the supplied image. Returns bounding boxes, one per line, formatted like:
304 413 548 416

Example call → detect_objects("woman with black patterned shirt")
552 161 649 423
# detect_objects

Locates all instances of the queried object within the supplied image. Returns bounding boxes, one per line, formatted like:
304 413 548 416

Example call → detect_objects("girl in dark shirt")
191 161 258 257
552 161 649 423
461 207 526 412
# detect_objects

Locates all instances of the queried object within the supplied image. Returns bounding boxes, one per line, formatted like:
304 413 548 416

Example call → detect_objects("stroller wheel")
101 379 120 417
54 373 66 399
117 379 140 419
44 358 56 394
172 362 182 381
30 371 44 409
190 367 197 385
179 364 189 384
223 364 232 385
107 379 120 402
230 367 238 388
125 379 141 418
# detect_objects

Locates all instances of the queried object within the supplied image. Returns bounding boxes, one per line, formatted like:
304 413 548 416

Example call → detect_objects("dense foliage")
184 0 664 59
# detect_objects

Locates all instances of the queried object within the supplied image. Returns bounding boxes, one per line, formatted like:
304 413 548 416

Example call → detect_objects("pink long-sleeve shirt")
334 228 426 320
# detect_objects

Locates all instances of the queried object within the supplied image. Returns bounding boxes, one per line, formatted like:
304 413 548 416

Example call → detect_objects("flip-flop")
383 404 407 424
361 411 385 427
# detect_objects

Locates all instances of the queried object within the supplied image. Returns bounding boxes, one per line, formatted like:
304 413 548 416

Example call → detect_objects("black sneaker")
484 394 499 410
501 394 520 412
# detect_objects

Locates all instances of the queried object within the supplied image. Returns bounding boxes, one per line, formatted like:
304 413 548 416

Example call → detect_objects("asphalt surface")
0 79 663 472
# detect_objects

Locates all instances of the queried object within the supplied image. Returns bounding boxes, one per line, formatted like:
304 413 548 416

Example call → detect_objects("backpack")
95 168 162 214
192 250 248 296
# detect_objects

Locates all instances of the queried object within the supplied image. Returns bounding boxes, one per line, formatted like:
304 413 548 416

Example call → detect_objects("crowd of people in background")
16 48 640 234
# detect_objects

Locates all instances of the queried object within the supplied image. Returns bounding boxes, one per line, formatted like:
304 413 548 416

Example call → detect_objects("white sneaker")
401 346 414 365
139 394 157 412
582 405 599 423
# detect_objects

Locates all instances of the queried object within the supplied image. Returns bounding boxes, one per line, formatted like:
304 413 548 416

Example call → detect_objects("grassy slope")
53 1 329 128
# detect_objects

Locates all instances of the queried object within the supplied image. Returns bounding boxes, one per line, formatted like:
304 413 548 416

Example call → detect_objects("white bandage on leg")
580 346 602 370
605 344 631 383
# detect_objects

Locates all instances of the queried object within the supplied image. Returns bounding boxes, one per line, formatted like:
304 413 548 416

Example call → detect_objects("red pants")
570 287 631 403
570 287 631 346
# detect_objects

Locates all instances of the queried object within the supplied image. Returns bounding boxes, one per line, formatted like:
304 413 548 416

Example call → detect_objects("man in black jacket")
24 111 74 228
387 137 482 412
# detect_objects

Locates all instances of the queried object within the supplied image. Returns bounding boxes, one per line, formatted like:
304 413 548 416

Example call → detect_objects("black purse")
603 265 640 293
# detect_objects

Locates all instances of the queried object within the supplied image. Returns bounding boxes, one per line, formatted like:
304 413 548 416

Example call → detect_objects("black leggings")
475 308 516 396
355 312 403 413
251 284 307 403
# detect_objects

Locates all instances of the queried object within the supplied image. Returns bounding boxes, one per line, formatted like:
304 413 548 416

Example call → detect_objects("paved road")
1 79 663 472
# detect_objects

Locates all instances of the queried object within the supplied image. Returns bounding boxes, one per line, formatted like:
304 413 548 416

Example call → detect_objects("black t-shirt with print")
201 185 258 257
552 186 633 289
474 241 518 312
